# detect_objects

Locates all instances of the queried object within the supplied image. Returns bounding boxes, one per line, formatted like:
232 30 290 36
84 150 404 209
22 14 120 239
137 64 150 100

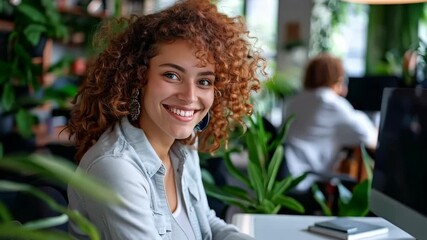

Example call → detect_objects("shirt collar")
119 117 189 177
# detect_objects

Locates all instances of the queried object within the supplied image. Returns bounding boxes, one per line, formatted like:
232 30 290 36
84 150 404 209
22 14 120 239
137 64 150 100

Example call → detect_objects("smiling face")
139 40 215 146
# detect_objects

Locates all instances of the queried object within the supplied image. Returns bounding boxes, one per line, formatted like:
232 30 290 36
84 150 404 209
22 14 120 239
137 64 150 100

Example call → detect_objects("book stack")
307 218 389 240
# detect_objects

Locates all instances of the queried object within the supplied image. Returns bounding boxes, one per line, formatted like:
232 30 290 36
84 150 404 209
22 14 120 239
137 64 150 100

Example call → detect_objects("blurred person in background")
283 53 378 193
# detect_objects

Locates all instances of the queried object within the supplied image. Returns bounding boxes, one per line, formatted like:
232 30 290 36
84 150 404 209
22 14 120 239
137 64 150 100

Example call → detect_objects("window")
245 0 278 66
216 0 278 70
331 4 368 77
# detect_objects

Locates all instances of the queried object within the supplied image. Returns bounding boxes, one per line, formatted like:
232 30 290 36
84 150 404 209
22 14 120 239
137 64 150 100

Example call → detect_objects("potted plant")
203 112 306 215
0 149 122 239
0 0 72 138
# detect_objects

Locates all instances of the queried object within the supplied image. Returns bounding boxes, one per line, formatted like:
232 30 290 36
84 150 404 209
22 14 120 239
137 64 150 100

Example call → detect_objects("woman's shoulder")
79 140 136 174
81 128 127 161
77 140 149 189
78 122 144 173
315 89 355 111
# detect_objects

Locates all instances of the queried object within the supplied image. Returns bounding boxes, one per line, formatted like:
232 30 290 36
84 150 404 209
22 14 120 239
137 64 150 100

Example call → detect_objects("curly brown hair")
67 0 267 162
303 53 345 90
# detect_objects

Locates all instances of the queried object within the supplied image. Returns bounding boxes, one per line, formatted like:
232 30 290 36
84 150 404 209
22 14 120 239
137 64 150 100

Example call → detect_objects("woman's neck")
138 119 175 163
143 131 174 163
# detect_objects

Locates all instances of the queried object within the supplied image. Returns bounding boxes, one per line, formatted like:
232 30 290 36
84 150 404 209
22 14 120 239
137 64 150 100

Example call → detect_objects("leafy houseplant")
0 150 122 240
0 0 74 138
203 112 306 214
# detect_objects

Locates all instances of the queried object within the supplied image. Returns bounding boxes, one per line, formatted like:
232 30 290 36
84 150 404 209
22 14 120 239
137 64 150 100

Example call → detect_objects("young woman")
66 0 266 239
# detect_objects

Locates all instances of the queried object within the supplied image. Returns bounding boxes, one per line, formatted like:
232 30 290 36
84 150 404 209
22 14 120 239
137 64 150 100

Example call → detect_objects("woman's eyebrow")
159 63 215 76
159 63 186 72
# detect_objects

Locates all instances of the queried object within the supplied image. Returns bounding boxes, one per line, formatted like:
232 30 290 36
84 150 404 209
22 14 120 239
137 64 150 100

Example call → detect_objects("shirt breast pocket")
185 177 200 202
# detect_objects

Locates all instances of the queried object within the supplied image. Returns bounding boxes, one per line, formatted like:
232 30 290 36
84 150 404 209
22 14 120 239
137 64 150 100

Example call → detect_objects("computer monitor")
370 87 427 239
345 76 400 112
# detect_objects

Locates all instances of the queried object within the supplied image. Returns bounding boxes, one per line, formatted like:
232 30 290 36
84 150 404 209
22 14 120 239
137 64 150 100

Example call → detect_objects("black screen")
346 76 400 111
372 87 427 220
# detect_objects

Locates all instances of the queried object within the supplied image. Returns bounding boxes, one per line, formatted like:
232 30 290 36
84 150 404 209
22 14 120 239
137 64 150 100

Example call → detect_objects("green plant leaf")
264 72 297 99
221 185 252 201
22 214 68 230
16 4 47 24
0 154 121 239
0 223 72 240
47 56 74 74
0 201 12 223
66 209 100 240
207 111 304 215
287 172 308 191
203 181 252 210
245 131 264 170
272 177 292 197
13 43 34 85
274 195 305 214
337 182 352 205
311 184 332 216
43 84 78 108
11 62 26 83
247 162 265 203
339 179 370 216
1 83 15 111
266 145 284 193
201 168 215 184
23 24 47 46
360 144 374 180
269 114 295 153
29 71 39 91
41 0 64 36
0 154 122 206
0 60 12 84
0 181 59 208
14 42 33 66
15 109 34 139
0 180 99 239
258 199 276 214
271 204 282 215
223 151 251 188
252 114 269 161
245 115 267 171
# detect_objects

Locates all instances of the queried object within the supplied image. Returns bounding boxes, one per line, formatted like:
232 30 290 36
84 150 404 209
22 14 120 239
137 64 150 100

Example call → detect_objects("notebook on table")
308 218 389 240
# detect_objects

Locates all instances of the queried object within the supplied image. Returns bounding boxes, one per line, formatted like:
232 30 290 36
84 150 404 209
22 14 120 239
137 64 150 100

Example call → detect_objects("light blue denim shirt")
68 117 253 240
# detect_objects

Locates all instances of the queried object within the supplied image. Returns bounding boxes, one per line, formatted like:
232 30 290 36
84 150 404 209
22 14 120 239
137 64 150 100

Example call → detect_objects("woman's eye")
164 73 179 80
199 79 213 87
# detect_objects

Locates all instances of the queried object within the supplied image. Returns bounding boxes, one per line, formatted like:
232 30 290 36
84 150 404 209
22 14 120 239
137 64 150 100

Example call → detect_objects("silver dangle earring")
195 112 210 132
129 89 141 121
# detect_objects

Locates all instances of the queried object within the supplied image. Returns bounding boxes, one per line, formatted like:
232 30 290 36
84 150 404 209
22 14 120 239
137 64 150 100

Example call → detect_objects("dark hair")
67 0 267 161
303 53 344 90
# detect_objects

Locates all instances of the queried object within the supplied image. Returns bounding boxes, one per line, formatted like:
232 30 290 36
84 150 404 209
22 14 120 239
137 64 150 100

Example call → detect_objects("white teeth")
168 107 194 117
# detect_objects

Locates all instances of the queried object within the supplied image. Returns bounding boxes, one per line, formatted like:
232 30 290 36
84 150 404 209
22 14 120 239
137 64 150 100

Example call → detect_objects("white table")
231 214 415 239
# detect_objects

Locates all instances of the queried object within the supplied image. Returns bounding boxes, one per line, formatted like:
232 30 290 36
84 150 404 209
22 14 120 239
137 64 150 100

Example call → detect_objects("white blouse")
171 150 196 240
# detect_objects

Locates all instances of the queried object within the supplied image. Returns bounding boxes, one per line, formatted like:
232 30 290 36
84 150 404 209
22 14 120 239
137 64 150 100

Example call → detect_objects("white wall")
276 0 313 81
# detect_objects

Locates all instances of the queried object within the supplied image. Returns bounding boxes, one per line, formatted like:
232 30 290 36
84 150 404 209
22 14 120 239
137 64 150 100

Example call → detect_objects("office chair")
278 145 359 215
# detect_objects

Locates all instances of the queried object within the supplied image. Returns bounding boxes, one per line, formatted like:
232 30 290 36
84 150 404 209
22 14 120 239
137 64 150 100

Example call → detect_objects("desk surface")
231 214 415 240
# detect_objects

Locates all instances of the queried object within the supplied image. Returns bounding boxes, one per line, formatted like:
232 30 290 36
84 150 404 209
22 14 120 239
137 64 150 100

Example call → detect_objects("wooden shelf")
0 19 15 31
